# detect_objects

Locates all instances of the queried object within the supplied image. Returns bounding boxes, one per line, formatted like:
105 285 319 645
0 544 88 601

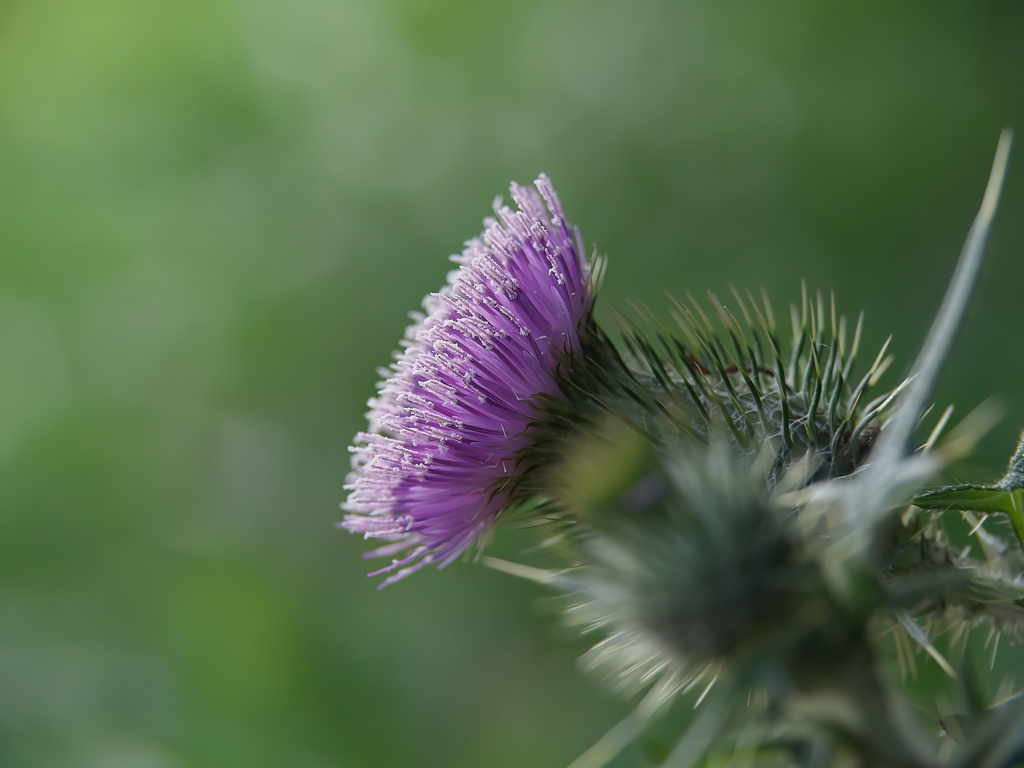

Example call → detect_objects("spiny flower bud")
545 291 902 704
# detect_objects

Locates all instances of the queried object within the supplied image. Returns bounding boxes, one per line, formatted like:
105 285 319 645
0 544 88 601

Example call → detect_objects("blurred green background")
2 1 1023 766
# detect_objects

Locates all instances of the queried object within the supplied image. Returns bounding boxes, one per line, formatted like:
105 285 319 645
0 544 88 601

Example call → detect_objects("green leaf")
915 486 1024 548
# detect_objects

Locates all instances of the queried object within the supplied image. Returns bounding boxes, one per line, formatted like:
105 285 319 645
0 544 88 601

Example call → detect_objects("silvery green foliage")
345 133 1022 767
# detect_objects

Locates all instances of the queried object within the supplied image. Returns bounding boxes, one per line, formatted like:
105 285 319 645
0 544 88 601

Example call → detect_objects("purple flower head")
342 176 595 586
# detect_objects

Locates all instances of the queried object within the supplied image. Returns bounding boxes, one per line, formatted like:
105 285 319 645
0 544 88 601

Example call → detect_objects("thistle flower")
341 176 596 586
343 134 1023 767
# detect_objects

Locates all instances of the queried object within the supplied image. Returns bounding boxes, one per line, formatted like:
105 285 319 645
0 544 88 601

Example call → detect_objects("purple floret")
341 176 595 586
